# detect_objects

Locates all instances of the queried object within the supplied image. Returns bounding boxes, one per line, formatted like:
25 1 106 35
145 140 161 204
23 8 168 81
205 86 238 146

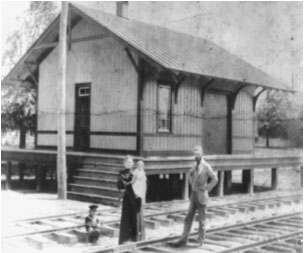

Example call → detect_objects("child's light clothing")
132 167 147 204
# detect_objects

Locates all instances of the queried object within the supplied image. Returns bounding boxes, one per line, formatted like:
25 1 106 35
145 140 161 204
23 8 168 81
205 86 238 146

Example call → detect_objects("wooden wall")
37 18 138 151
37 18 254 155
232 86 255 154
141 74 254 156
202 91 228 154
142 76 202 155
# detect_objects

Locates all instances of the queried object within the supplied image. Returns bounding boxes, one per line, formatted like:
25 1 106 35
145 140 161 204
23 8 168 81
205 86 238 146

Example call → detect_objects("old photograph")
1 1 303 252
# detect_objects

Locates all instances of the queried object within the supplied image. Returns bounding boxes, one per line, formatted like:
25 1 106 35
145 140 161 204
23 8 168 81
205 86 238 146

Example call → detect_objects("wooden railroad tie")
25 235 56 249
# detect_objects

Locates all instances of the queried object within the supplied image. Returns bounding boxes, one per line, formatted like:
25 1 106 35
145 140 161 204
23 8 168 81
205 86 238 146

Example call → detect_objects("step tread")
69 183 119 192
73 176 116 183
77 169 119 174
67 191 119 201
83 162 124 167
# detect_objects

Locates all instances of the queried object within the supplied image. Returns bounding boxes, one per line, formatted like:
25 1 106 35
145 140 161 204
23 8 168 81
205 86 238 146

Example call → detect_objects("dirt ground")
1 191 112 223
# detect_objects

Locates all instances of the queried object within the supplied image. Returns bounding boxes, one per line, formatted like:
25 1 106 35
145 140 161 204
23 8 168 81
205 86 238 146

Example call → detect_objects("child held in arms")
132 160 147 240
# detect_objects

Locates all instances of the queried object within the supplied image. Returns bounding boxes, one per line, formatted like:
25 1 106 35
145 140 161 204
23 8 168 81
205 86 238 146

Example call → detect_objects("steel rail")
3 194 301 240
83 212 302 253
217 231 302 253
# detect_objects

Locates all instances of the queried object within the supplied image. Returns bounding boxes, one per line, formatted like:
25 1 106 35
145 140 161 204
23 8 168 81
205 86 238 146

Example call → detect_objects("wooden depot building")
2 2 294 205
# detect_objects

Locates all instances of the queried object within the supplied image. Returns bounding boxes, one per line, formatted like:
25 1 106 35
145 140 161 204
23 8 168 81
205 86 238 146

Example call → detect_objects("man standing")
170 145 218 247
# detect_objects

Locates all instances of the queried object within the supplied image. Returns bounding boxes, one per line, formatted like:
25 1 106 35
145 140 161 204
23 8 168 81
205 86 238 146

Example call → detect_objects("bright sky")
1 1 29 53
1 1 303 90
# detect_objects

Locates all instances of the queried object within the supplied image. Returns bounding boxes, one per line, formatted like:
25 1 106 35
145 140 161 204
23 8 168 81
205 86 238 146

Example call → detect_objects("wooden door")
74 83 91 151
202 92 228 154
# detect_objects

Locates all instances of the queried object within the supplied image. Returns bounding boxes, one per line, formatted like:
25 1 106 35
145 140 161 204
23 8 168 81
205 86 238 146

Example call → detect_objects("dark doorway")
74 83 91 151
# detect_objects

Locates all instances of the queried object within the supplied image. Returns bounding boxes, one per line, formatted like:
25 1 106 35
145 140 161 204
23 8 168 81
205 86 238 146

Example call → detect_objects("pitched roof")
3 1 293 92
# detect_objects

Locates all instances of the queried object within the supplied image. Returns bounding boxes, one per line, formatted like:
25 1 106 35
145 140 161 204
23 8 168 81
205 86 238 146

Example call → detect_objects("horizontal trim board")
232 136 253 139
38 131 137 136
143 150 195 156
35 145 136 154
90 132 137 136
36 145 74 150
38 130 74 134
143 133 202 138
232 150 253 154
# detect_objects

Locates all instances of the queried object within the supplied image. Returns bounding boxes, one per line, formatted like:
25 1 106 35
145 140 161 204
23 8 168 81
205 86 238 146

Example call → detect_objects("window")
78 87 90 97
157 84 172 132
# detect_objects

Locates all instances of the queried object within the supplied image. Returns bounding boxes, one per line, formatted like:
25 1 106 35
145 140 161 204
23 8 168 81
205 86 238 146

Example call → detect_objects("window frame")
156 82 173 133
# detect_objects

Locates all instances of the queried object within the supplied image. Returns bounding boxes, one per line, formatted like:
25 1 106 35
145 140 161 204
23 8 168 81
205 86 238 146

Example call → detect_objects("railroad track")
2 193 302 252
91 212 302 253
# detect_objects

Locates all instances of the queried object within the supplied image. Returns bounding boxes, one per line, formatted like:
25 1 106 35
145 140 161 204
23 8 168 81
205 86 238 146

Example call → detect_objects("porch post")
57 2 68 199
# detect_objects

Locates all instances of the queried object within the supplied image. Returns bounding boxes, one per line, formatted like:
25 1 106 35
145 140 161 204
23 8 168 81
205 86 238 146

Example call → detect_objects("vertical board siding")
143 136 200 151
142 79 157 133
37 134 73 147
38 19 137 149
232 86 254 154
90 136 136 150
142 76 202 152
202 91 228 154
38 48 59 131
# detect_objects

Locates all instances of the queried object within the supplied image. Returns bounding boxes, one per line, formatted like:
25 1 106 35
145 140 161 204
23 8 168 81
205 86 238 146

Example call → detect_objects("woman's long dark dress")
117 169 138 244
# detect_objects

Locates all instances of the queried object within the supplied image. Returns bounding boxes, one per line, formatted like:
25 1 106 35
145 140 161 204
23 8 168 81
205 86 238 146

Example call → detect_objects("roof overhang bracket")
253 87 266 112
231 84 248 110
173 74 186 104
25 62 38 87
201 78 214 106
125 48 139 73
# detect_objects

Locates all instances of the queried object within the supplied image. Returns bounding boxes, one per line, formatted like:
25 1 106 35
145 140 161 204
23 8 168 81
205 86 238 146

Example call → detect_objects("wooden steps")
73 176 117 188
67 191 121 207
68 156 124 206
69 184 123 198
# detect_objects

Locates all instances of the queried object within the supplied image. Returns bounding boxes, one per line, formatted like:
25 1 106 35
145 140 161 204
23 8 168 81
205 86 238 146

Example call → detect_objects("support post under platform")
217 170 224 197
182 173 189 200
19 163 25 184
36 165 42 191
243 169 254 194
224 171 232 194
6 161 12 190
271 167 278 190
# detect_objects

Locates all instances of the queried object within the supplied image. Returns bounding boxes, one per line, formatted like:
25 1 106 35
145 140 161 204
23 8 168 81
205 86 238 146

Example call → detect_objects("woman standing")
117 156 138 244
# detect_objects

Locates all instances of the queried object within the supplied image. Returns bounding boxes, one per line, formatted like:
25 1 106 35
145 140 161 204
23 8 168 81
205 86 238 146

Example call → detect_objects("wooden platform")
2 148 303 206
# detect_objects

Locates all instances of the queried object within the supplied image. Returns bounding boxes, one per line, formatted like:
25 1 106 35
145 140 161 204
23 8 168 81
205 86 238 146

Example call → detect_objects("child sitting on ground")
84 205 100 244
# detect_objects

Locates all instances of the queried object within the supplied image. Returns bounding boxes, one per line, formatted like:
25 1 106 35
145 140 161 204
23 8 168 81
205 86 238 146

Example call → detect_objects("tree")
2 1 59 148
2 83 36 148
257 91 288 147
257 90 302 147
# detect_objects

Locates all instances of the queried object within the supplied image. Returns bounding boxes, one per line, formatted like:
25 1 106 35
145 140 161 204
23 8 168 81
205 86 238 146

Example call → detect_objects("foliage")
257 91 287 139
1 83 36 133
1 2 59 142
257 90 303 147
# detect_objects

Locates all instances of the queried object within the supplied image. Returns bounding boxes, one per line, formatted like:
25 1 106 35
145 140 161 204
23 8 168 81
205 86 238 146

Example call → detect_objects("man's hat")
89 205 98 210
